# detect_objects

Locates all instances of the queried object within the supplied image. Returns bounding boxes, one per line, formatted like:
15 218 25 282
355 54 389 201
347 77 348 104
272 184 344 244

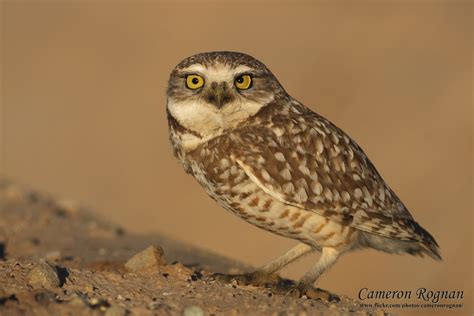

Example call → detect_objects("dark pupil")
191 78 199 84
237 77 244 83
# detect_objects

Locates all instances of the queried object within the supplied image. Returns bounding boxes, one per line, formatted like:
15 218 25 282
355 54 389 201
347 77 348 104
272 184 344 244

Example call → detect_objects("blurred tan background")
1 1 472 314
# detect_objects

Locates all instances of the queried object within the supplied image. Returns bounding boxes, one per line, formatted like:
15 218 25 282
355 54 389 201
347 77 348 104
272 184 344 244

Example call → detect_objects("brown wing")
228 105 431 243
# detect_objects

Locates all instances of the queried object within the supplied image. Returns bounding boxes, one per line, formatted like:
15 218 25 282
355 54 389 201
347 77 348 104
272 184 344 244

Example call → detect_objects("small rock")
68 294 87 307
125 245 166 272
89 297 109 311
116 294 126 301
160 262 192 281
89 297 100 305
55 199 80 217
28 260 60 289
34 289 57 304
105 305 127 316
83 283 95 293
183 305 204 316
45 250 61 261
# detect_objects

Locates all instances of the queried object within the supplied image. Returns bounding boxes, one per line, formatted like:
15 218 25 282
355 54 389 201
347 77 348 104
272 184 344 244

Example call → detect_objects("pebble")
89 297 109 311
68 294 87 307
125 245 166 272
183 305 204 316
45 250 62 261
27 260 60 289
105 305 127 316
116 294 126 301
55 199 81 217
83 283 95 293
33 289 57 304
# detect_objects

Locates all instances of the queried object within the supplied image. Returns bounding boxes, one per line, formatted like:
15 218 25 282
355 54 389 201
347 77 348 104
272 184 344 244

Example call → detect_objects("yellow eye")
186 74 204 89
235 74 252 90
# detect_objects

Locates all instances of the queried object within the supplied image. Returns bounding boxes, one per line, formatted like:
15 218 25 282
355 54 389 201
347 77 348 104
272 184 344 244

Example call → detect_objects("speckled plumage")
166 51 440 288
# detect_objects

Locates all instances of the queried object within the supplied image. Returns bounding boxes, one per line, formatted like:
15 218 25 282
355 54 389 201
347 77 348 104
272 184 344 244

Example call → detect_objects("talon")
286 286 304 298
285 283 309 298
284 284 340 302
208 273 236 283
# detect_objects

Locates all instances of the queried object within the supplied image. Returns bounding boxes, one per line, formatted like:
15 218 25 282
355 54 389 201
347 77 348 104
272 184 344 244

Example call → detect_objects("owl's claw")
284 283 340 302
209 271 282 287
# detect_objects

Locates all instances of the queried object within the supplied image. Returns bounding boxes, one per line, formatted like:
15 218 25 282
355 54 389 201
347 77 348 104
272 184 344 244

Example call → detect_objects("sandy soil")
0 179 385 316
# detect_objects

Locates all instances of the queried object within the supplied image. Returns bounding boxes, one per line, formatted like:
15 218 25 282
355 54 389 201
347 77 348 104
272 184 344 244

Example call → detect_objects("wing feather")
228 106 430 243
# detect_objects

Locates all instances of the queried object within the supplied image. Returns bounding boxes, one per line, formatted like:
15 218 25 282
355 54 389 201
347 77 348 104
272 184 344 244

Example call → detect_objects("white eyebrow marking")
233 65 252 73
182 64 206 73
180 64 254 83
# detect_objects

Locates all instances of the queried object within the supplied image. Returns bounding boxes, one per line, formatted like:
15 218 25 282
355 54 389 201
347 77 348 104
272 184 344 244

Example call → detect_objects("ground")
0 179 385 315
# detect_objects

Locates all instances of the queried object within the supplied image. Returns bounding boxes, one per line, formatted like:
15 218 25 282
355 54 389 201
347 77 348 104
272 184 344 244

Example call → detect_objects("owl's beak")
205 82 233 109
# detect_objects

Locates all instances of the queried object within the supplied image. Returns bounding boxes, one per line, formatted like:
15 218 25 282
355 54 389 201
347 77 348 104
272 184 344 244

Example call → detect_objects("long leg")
285 247 341 300
211 243 314 285
257 243 314 274
299 247 340 287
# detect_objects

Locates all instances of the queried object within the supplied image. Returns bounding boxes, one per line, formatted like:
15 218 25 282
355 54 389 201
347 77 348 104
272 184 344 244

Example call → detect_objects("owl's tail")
409 220 442 261
420 241 442 261
360 220 442 261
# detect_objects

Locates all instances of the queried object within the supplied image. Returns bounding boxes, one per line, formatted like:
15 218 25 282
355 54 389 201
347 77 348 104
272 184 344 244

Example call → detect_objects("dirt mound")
0 180 384 315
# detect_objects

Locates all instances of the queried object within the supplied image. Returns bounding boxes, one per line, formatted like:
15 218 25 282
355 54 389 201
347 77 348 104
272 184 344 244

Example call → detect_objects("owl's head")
167 52 287 140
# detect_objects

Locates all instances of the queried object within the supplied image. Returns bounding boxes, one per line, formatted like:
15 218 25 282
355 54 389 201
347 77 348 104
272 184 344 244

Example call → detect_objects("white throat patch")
167 96 273 151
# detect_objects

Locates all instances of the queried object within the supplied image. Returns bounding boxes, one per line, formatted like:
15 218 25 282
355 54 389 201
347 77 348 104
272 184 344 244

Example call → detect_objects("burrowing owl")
166 51 440 295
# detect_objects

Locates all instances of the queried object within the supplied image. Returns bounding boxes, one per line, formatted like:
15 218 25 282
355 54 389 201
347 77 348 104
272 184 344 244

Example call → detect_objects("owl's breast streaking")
168 104 361 250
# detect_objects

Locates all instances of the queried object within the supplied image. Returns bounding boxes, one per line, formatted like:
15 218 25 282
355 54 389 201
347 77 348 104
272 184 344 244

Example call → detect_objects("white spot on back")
342 191 351 202
261 169 271 182
283 182 295 194
274 152 285 162
362 186 373 206
315 138 324 155
298 165 311 176
280 168 292 180
323 188 333 201
295 187 308 202
312 181 323 195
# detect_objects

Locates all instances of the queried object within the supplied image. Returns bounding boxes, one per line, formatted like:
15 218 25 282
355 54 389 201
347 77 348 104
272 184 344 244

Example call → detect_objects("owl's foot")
284 283 340 302
209 271 282 287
